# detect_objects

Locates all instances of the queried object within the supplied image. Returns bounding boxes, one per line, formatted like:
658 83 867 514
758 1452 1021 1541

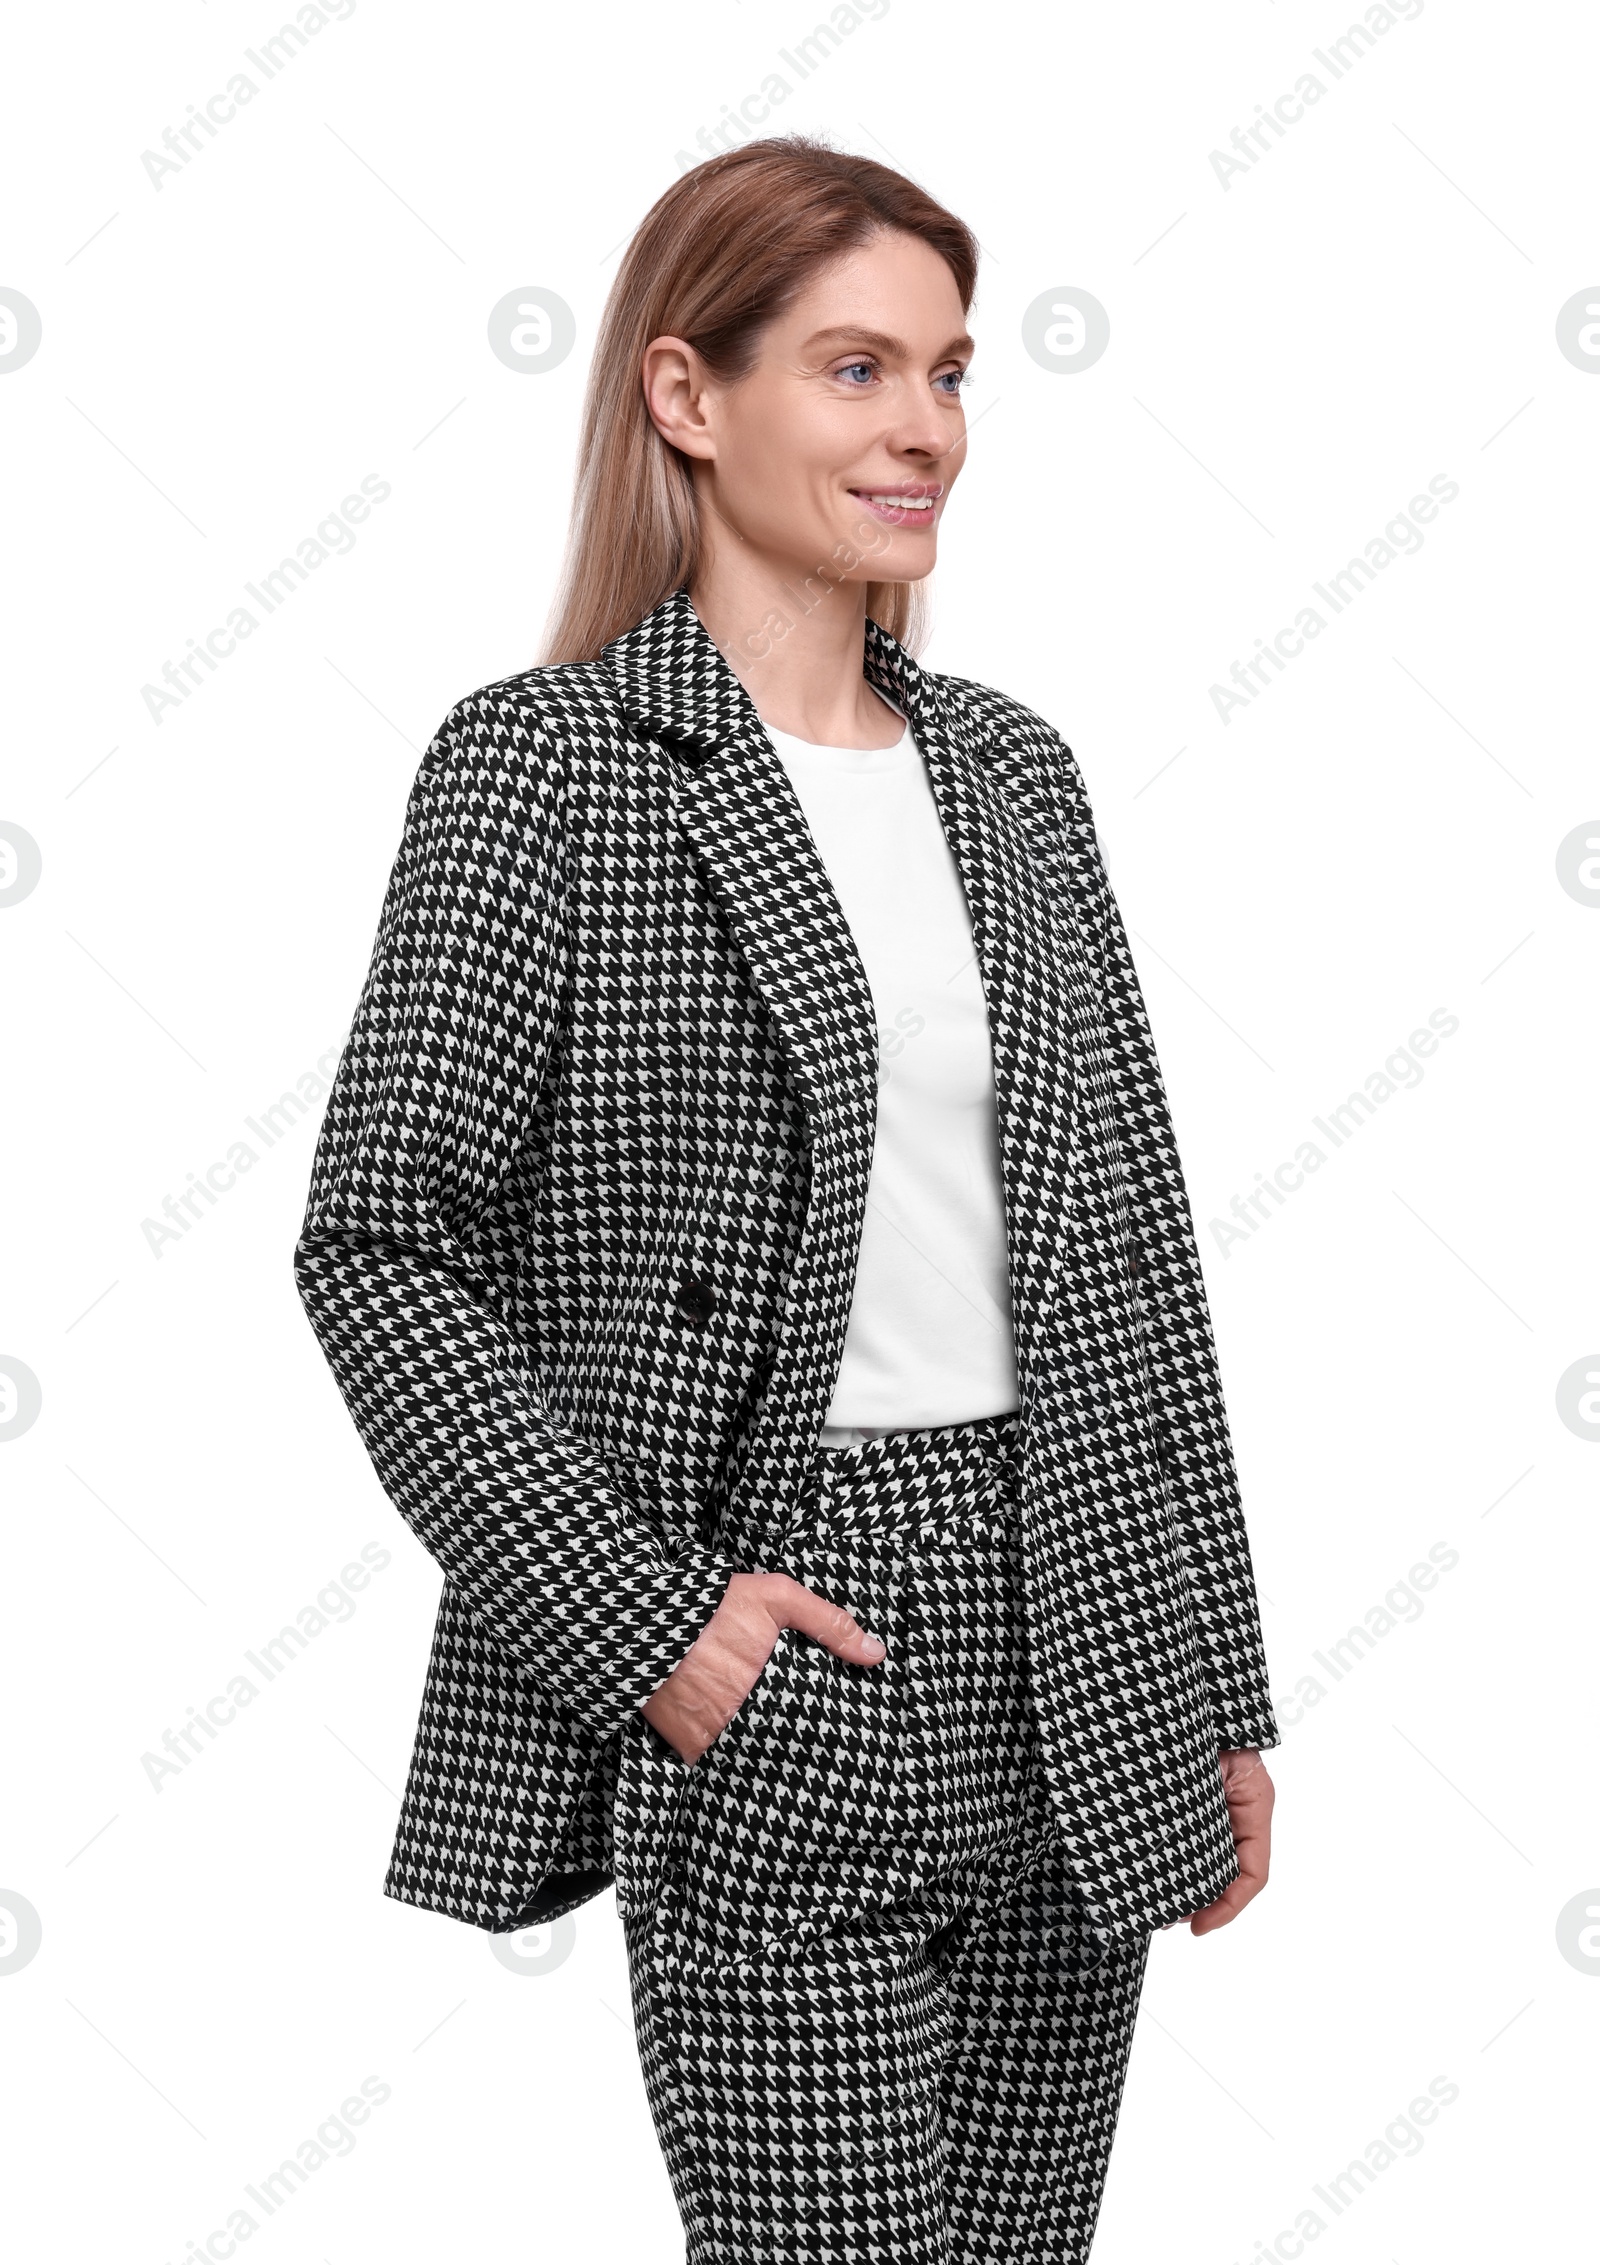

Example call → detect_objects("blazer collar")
600 582 941 756
600 586 1083 1550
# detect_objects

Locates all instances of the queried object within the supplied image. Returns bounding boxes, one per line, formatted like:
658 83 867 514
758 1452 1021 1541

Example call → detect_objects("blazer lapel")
601 586 880 1156
603 592 880 1545
602 587 1086 1541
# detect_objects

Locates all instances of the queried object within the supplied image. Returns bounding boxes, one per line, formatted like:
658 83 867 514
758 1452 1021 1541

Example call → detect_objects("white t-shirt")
761 702 1020 1433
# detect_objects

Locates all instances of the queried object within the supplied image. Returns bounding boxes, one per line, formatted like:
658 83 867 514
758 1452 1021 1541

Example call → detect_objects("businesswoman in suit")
295 134 1279 2264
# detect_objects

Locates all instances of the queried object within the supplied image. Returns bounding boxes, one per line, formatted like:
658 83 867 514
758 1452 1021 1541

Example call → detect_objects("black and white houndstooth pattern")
630 1878 1149 2265
621 1409 1147 2264
612 1411 1051 1969
628 1849 1150 2265
292 584 1280 1943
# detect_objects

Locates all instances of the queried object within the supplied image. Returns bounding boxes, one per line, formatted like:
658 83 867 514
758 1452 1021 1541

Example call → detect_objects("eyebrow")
799 325 976 362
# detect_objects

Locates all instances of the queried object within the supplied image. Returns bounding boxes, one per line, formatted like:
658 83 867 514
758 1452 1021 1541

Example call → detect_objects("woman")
294 133 1279 2263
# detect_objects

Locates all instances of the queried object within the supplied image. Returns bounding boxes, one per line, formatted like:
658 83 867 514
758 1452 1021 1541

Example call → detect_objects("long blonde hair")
538 133 980 666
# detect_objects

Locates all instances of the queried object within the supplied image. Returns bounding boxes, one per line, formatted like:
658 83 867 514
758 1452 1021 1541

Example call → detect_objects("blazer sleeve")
291 693 736 1744
1037 725 1281 1755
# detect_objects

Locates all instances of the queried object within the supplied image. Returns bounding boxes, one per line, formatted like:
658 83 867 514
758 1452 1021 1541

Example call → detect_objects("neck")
687 552 905 749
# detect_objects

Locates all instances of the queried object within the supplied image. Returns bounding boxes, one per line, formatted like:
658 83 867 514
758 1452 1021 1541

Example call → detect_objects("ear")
642 335 717 463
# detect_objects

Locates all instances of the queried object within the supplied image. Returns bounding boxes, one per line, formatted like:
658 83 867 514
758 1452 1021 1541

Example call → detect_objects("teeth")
860 493 934 509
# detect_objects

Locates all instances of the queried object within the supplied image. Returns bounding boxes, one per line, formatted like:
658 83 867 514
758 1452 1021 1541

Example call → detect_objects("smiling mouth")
848 486 942 515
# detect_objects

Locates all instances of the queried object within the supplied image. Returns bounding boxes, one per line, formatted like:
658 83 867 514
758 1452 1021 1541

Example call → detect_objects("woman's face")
648 228 972 590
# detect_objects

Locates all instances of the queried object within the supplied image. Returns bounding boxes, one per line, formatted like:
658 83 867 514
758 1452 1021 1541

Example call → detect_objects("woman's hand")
640 1569 886 1765
1172 1747 1275 1935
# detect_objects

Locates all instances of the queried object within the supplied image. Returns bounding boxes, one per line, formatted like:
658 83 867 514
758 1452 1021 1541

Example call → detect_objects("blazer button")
1128 1249 1144 1279
656 728 704 769
673 1274 717 1325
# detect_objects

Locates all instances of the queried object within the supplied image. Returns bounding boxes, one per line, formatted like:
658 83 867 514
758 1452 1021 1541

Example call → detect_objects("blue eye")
832 359 973 393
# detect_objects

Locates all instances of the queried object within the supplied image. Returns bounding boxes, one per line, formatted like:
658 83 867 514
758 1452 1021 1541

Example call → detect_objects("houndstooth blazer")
292 584 1281 1944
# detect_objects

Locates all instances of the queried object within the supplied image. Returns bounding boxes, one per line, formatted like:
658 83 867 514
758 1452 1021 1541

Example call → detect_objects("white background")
3 1 1595 2258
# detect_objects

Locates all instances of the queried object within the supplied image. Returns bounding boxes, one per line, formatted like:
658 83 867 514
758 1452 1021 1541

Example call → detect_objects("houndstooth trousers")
611 1409 1154 2265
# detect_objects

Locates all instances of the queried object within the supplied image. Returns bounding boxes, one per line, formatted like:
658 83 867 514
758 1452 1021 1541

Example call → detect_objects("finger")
1192 1836 1272 1931
769 1579 887 1663
1228 1809 1273 1886
1187 1872 1256 1933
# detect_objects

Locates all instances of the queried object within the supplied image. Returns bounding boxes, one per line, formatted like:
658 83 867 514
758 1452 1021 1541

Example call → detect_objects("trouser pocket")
660 1524 917 1961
